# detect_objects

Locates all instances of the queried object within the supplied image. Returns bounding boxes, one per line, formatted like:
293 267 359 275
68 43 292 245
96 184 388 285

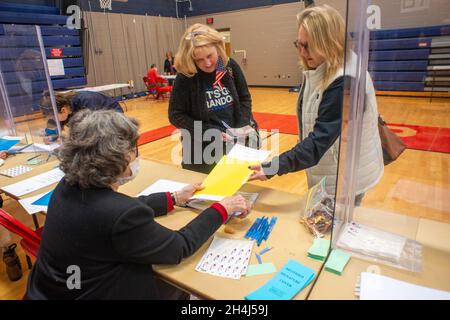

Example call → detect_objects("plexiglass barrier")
0 25 61 157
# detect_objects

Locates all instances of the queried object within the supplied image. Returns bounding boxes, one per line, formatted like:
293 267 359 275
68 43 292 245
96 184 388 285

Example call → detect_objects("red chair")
0 209 42 269
143 76 172 101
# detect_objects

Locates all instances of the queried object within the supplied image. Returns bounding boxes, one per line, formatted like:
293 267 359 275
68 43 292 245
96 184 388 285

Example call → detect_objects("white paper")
74 83 130 92
189 191 258 211
10 143 60 153
226 144 271 163
47 59 65 76
336 222 406 262
195 236 254 279
137 179 188 197
18 191 50 215
1 136 24 141
1 167 64 197
360 272 450 300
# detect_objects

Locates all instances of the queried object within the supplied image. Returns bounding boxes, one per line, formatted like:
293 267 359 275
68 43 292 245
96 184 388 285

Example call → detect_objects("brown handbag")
378 115 406 165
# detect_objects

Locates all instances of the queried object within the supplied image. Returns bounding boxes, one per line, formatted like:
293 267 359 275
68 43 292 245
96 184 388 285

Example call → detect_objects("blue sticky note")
245 259 315 300
0 137 21 151
32 190 53 206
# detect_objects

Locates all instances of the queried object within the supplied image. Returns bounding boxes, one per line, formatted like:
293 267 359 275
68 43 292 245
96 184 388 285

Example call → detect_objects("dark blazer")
26 179 224 299
168 58 258 173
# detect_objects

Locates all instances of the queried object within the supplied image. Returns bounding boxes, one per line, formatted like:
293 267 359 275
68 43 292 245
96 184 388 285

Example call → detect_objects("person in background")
26 109 250 300
146 64 168 87
40 91 124 144
249 5 383 206
169 23 259 174
164 51 176 75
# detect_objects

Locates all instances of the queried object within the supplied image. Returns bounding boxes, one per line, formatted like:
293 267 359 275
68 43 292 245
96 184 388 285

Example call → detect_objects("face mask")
117 157 140 186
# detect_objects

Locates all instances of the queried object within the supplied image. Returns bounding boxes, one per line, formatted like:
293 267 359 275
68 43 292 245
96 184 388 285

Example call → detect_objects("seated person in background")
26 109 250 300
43 119 59 143
40 91 124 144
146 64 168 87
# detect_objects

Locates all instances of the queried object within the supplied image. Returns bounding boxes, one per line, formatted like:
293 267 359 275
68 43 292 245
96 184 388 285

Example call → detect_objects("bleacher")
369 25 450 94
0 1 85 116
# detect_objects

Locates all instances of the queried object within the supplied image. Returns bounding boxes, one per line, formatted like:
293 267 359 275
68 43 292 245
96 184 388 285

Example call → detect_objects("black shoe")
2 244 23 281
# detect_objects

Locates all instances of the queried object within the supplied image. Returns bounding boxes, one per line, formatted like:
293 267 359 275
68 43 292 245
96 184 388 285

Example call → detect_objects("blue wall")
177 0 301 17
8 0 302 17
1 0 55 5
81 0 301 17
80 0 176 17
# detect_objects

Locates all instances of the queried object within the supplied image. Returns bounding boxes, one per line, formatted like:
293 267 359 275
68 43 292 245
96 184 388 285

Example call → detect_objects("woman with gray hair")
26 109 249 300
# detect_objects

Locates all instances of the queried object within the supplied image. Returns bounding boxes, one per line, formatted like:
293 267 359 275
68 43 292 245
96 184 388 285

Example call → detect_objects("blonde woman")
250 5 383 205
169 23 259 174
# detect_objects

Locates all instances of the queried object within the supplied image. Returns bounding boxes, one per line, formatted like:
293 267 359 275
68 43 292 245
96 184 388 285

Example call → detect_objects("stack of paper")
8 143 60 153
1 168 64 197
195 236 254 279
137 179 188 196
245 259 315 300
31 190 53 206
324 249 351 275
336 222 407 262
307 238 330 261
193 144 271 201
138 179 259 213
0 136 23 151
18 191 51 215
360 272 450 300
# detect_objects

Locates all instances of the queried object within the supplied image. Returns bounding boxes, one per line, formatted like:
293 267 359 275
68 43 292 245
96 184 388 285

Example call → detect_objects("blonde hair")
296 5 345 89
174 23 228 77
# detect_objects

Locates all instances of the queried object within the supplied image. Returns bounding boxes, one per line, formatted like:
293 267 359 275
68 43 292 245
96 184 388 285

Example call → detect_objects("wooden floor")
1 88 449 299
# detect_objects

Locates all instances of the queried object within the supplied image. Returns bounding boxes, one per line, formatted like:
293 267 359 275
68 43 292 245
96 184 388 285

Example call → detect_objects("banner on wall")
47 59 65 76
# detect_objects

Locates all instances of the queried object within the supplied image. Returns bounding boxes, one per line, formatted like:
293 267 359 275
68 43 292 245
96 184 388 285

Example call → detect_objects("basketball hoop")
99 0 112 12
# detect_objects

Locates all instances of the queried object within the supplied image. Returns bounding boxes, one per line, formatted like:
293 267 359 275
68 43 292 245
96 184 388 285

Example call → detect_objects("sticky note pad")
325 249 351 275
246 263 277 277
307 238 330 261
245 259 315 300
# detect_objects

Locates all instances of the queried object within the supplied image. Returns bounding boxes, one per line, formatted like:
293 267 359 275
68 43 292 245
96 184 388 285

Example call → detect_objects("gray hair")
58 109 139 189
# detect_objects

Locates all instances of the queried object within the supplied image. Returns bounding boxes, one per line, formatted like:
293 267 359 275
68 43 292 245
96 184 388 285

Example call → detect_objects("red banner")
50 48 62 57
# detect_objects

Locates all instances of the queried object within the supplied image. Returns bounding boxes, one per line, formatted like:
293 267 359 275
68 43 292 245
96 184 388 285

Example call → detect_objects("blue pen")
254 217 266 240
257 219 269 246
245 218 260 239
264 217 277 241
251 217 264 239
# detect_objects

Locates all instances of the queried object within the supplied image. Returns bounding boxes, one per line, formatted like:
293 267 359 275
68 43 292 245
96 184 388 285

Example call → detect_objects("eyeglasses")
293 40 309 52
134 145 139 157
185 30 208 46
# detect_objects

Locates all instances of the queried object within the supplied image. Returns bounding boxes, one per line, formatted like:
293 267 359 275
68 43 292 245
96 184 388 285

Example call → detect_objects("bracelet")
171 192 177 206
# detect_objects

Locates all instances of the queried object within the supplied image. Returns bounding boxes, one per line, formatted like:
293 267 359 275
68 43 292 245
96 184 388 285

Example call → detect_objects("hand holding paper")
174 183 203 205
248 164 268 181
219 195 250 218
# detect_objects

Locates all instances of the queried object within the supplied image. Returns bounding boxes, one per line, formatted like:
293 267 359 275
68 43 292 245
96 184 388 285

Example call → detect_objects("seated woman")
40 91 124 144
26 109 249 300
146 64 168 87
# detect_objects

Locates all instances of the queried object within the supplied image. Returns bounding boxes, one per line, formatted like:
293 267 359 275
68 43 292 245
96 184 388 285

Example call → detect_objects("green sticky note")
324 249 351 275
307 238 330 261
245 263 277 277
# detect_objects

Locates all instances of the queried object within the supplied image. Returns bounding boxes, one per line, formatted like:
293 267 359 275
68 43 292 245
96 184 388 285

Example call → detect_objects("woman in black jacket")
26 110 249 300
169 23 259 174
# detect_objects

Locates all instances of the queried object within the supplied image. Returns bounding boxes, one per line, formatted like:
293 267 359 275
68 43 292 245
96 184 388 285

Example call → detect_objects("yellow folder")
194 155 254 200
